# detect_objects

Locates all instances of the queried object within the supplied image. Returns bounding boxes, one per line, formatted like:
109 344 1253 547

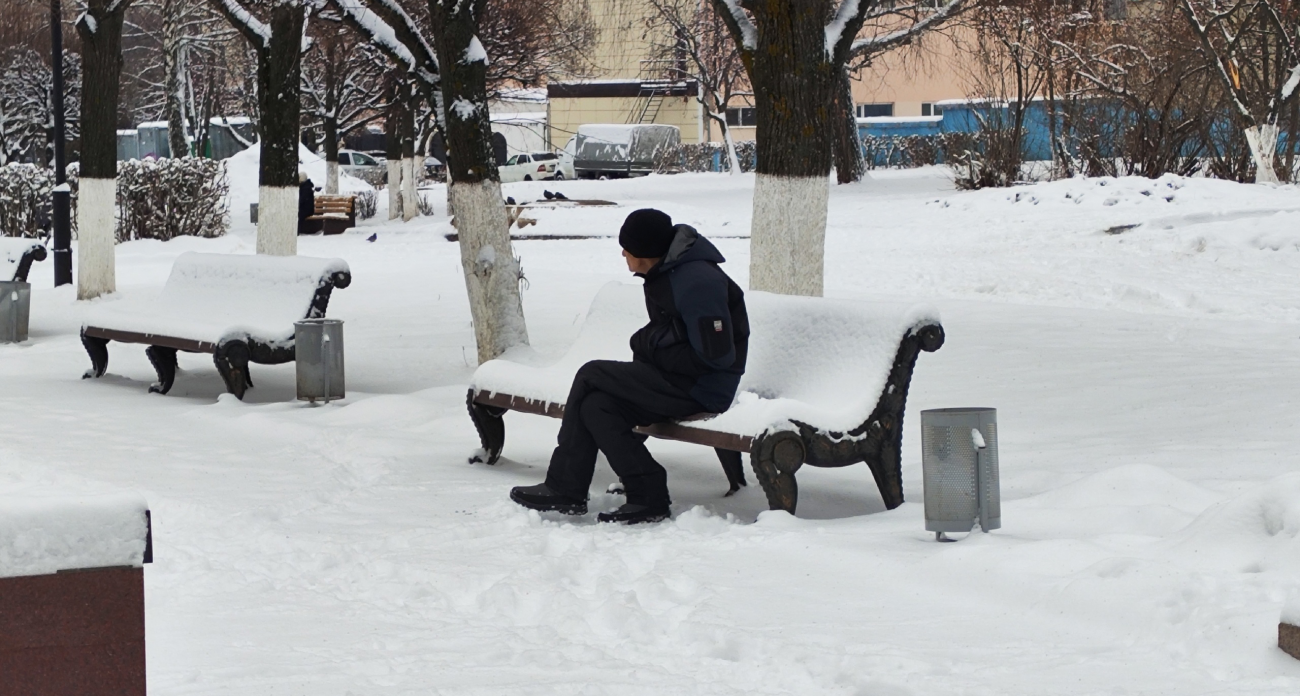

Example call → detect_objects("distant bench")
468 283 944 514
1 238 47 282
303 194 356 235
81 252 351 398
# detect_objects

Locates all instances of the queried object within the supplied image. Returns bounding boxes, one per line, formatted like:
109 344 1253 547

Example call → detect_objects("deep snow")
3 168 1300 694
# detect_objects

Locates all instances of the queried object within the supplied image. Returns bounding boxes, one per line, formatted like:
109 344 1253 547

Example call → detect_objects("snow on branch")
849 0 966 58
715 0 756 51
825 0 861 58
325 0 438 86
210 0 273 48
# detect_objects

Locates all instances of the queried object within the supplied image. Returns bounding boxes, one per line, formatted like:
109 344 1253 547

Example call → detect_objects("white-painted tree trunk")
401 156 418 222
256 185 298 256
1245 124 1281 184
749 173 830 297
722 124 742 175
451 179 529 363
76 177 117 300
387 160 402 220
325 160 339 194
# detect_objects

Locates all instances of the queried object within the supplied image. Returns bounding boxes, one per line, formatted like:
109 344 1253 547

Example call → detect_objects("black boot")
510 483 587 515
597 503 670 525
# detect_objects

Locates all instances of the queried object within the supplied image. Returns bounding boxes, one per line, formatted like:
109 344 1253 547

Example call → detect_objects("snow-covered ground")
4 168 1300 694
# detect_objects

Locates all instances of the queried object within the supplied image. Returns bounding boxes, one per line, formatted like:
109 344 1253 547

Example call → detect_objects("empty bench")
303 194 357 235
2 238 47 282
468 282 945 514
81 252 351 398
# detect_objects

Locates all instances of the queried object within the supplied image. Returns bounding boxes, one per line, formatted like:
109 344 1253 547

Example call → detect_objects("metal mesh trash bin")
0 281 31 344
295 319 344 402
921 407 1000 536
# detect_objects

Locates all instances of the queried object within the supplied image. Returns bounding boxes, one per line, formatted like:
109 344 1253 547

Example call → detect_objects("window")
353 153 377 166
855 103 894 118
921 103 942 117
338 153 351 165
505 155 519 166
532 153 557 161
517 154 531 164
726 107 757 127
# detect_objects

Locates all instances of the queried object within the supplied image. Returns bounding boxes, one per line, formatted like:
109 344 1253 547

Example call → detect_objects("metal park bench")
467 283 945 514
1 238 47 283
80 252 351 399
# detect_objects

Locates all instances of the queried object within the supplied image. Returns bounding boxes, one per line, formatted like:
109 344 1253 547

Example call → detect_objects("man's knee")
579 391 626 430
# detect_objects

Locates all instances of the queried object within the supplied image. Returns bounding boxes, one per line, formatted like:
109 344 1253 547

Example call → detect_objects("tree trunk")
163 0 188 158
1245 124 1281 184
430 0 528 363
718 117 742 174
323 115 340 194
385 87 403 219
400 87 417 221
747 1 836 297
255 3 305 255
831 66 865 185
76 1 131 300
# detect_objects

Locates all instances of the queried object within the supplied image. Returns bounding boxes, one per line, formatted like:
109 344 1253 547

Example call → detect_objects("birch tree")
1178 0 1300 183
211 0 306 255
646 0 748 175
709 0 964 295
76 0 138 299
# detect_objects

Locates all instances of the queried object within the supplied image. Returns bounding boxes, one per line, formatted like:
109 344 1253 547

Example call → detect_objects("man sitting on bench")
510 209 750 524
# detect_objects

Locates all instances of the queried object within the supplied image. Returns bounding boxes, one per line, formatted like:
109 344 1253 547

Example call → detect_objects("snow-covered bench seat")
1 237 47 282
0 492 152 695
468 283 945 514
81 252 352 399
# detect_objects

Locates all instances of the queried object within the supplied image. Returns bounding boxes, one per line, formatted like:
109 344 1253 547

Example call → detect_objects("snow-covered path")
3 170 1300 694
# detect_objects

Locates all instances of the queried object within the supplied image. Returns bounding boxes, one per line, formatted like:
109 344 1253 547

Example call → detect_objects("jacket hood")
654 224 724 273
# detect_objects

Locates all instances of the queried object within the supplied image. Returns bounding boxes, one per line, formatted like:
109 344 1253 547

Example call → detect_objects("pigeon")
553 191 568 201
542 190 554 200
505 196 516 205
366 233 377 242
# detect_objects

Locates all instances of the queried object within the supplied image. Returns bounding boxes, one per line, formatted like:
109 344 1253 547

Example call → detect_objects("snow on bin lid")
82 252 350 347
1 238 45 282
471 282 939 435
0 492 150 579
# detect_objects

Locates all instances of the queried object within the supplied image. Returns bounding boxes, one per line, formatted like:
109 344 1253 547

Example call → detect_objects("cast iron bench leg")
214 341 253 399
145 346 178 394
81 332 109 379
751 431 805 514
715 448 747 496
467 390 506 464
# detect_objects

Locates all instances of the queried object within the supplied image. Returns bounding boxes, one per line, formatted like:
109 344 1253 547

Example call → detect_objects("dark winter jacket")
298 179 316 225
629 225 749 413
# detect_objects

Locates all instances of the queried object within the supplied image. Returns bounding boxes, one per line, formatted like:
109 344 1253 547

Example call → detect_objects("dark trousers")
544 360 705 507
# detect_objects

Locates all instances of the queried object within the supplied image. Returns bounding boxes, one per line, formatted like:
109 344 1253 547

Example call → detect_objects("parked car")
499 152 566 183
338 149 384 177
572 124 680 179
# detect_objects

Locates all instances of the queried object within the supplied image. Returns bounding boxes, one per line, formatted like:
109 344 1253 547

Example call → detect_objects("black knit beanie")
619 208 675 259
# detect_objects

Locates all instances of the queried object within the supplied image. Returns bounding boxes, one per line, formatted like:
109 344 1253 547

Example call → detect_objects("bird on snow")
505 196 516 205
366 233 377 243
542 190 554 200
553 191 568 201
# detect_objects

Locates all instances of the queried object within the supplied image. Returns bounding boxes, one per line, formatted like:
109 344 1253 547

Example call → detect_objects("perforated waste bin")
0 281 31 343
921 407 1000 536
295 318 344 402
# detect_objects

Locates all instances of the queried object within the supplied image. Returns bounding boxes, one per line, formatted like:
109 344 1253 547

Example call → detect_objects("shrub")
354 189 377 220
655 141 757 174
115 158 228 242
0 164 56 238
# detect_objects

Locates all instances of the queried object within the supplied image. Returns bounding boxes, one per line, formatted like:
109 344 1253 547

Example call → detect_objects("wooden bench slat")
83 326 214 353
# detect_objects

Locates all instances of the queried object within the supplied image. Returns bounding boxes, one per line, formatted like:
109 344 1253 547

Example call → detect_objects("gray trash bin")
0 281 31 344
250 203 259 224
295 319 344 402
921 407 1000 537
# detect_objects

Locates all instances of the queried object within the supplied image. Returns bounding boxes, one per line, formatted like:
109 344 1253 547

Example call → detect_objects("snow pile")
1 237 44 281
1167 473 1300 576
0 491 149 578
472 282 939 433
224 142 372 229
82 251 349 346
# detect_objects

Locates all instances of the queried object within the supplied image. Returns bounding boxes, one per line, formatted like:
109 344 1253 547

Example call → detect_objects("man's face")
622 248 659 275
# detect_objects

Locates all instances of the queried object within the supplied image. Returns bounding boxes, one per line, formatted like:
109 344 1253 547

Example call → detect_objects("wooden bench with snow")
467 283 945 514
1 238 48 283
303 194 357 235
80 252 351 399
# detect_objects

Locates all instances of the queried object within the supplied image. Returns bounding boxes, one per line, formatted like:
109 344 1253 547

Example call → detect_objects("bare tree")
211 0 306 255
477 0 597 94
646 0 748 174
0 48 82 166
1178 0 1300 183
302 10 386 193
